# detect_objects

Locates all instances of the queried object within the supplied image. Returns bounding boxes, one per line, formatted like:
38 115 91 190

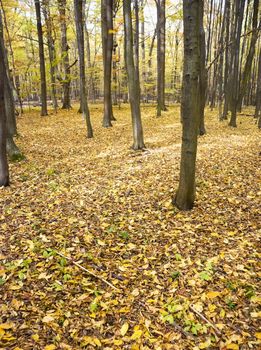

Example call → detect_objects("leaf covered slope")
0 105 260 349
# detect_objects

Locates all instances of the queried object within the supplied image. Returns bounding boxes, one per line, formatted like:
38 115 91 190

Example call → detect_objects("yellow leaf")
32 334 39 341
114 339 123 345
97 239 105 246
120 322 129 336
44 345 56 350
93 338 101 346
42 315 55 323
0 323 14 330
131 329 142 340
131 288 140 296
206 291 221 299
255 332 261 340
226 344 239 350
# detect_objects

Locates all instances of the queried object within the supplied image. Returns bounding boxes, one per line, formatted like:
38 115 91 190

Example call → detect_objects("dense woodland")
0 0 260 349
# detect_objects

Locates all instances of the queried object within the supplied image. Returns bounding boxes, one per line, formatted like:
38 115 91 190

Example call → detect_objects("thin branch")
55 251 119 291
207 27 261 71
68 59 78 70
16 34 48 46
189 305 222 336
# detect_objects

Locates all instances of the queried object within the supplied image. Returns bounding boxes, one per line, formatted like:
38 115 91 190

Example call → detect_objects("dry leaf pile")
0 104 260 350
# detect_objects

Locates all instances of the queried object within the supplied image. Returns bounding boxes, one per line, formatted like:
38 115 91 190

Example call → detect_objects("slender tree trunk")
199 7 207 136
58 0 71 109
156 0 166 116
34 0 48 116
237 0 259 111
123 0 145 150
0 21 9 186
74 0 93 138
147 26 157 102
173 0 202 210
229 0 245 127
43 0 58 111
218 0 226 120
222 0 231 120
0 1 23 114
101 0 114 127
255 48 261 125
140 0 146 102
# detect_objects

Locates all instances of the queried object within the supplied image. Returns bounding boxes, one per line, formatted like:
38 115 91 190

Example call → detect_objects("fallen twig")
189 305 222 336
56 251 119 291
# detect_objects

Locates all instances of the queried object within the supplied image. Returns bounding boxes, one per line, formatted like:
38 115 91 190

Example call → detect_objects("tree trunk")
156 0 166 116
101 0 114 127
0 11 23 161
229 0 245 127
173 0 202 210
237 0 259 111
140 0 146 102
123 0 145 150
255 48 261 125
34 0 48 116
43 0 58 111
222 0 231 120
199 5 207 136
74 0 93 138
58 0 72 109
0 26 9 186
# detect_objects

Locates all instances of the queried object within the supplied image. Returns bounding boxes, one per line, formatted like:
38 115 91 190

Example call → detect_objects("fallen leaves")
0 105 260 349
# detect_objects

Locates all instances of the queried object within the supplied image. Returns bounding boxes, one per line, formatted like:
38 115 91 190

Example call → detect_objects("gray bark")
123 0 145 150
34 0 48 116
173 0 203 210
74 0 93 138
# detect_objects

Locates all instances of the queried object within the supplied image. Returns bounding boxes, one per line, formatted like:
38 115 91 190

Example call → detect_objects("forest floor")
0 104 260 350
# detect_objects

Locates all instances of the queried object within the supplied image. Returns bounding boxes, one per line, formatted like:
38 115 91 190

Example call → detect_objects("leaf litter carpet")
0 105 260 350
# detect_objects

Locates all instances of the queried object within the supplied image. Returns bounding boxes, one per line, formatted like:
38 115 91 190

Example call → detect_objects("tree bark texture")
173 0 202 210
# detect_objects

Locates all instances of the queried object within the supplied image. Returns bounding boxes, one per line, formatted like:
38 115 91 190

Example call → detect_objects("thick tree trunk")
58 0 71 109
123 0 145 150
74 0 93 138
0 28 9 186
156 0 166 116
101 0 114 127
0 11 23 161
34 0 48 116
173 0 202 210
237 0 259 111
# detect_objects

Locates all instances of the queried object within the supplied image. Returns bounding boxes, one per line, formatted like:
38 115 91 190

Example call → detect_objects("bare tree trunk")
229 0 245 127
173 0 202 210
34 0 48 116
74 0 93 138
43 0 58 111
222 0 231 120
58 0 71 109
156 0 166 116
123 0 145 150
0 11 23 161
0 20 9 186
140 0 146 102
255 48 261 125
199 7 207 136
101 0 114 127
237 0 259 111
